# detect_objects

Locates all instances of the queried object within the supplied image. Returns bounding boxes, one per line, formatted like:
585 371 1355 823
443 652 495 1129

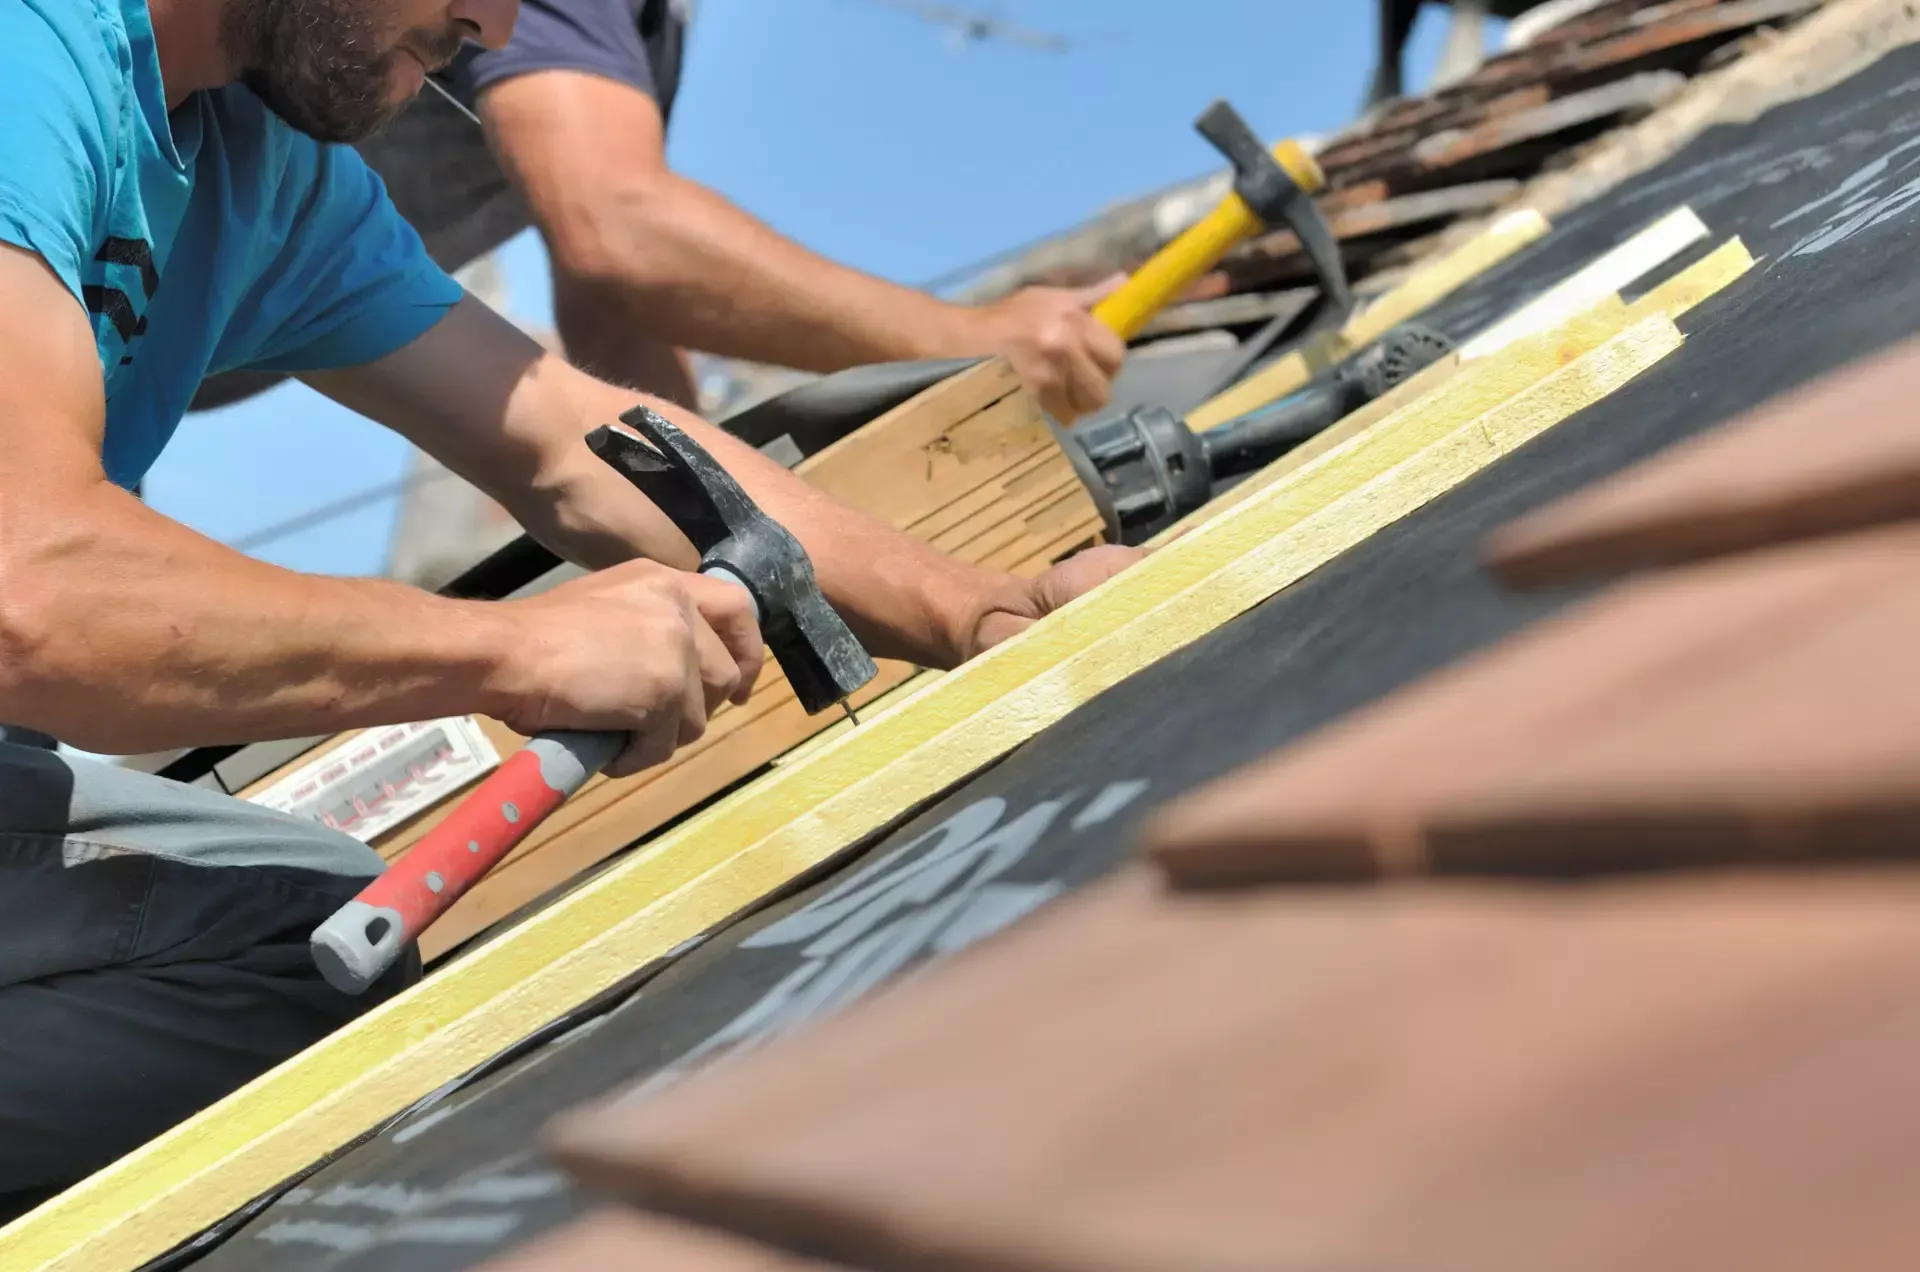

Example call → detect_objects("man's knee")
0 843 420 1208
0 741 388 879
0 889 419 1209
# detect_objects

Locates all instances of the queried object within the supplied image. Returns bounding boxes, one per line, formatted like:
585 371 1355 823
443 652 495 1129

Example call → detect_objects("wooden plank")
771 672 942 770
977 506 1106 573
235 360 1100 964
933 471 1092 562
800 367 1050 528
0 315 1682 1272
1623 234 1754 321
904 446 1063 542
920 459 1084 554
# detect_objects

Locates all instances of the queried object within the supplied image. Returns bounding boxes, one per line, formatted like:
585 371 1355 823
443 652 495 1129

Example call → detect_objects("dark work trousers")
0 743 420 1225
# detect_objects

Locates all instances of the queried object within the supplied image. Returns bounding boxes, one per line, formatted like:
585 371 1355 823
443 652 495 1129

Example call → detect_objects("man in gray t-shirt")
198 0 1124 422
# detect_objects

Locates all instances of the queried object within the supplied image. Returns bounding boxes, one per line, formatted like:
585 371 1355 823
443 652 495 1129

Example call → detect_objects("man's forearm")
0 484 518 753
482 71 972 376
513 358 1006 668
311 301 1022 674
552 172 975 375
481 71 1123 423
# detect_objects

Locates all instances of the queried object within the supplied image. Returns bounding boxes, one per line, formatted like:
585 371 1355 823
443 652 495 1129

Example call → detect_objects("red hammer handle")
310 730 621 994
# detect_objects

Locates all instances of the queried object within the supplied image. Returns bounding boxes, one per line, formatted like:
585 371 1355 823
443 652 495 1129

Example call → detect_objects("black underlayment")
177 43 1920 1270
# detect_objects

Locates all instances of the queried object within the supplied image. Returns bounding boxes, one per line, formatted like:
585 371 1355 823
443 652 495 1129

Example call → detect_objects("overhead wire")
226 464 457 554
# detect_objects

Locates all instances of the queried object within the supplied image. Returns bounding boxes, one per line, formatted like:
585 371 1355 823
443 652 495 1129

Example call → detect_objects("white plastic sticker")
247 717 502 843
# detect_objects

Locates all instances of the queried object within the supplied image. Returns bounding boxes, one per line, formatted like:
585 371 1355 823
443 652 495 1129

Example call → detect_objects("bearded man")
193 0 1129 426
0 0 1134 1218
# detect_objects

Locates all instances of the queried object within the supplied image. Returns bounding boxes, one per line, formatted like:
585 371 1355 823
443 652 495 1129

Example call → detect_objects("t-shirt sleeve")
459 0 660 101
0 4 108 307
231 140 464 373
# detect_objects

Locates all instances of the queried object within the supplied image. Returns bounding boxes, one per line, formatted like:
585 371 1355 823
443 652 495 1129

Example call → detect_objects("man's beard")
223 0 466 144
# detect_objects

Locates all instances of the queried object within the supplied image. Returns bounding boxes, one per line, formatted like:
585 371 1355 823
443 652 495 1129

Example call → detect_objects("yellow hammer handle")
1092 139 1324 342
1093 198 1262 341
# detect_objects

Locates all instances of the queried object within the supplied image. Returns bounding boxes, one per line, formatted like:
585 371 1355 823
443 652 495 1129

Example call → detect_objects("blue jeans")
0 743 419 1222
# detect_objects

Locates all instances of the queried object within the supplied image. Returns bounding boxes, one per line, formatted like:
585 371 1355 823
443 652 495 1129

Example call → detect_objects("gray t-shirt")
360 0 690 273
452 0 686 118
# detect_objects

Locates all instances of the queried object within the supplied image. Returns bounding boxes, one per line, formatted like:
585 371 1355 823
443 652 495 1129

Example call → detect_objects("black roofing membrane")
180 43 1920 1270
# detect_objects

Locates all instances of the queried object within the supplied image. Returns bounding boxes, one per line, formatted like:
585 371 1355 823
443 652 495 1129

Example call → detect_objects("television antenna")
856 0 1075 54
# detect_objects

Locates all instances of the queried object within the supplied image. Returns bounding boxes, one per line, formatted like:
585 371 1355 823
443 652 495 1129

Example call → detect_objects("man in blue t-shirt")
0 0 1134 1214
195 0 1127 421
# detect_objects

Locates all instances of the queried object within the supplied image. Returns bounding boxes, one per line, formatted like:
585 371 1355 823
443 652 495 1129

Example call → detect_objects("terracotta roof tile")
1489 335 1920 586
469 1207 846 1271
1149 523 1920 886
546 869 1920 1272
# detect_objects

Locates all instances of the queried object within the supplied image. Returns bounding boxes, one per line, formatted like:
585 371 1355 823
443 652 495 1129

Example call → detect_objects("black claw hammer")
586 408 878 714
311 406 876 995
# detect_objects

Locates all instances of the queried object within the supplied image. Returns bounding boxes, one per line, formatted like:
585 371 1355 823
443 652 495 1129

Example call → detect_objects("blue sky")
147 0 1486 576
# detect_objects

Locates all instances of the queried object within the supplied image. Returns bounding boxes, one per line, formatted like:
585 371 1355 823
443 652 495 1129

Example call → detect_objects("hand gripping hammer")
311 406 878 995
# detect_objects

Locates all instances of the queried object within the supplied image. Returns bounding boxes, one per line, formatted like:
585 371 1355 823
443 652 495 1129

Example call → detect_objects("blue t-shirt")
0 0 465 488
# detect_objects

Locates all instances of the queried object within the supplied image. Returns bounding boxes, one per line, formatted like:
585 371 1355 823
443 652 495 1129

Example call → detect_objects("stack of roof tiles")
1227 0 1824 292
972 0 1827 334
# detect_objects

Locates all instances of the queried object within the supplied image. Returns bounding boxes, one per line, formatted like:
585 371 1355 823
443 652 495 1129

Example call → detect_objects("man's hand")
956 545 1145 660
490 561 765 778
970 277 1129 424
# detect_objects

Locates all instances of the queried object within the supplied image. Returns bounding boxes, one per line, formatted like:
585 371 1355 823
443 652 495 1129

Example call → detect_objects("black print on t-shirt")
85 237 157 366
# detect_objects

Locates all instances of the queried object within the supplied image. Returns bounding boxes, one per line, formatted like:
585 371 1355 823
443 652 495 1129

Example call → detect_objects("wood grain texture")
552 866 1920 1272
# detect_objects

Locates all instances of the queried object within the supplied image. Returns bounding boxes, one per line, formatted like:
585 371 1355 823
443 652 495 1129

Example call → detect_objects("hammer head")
587 408 878 715
1195 100 1353 324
